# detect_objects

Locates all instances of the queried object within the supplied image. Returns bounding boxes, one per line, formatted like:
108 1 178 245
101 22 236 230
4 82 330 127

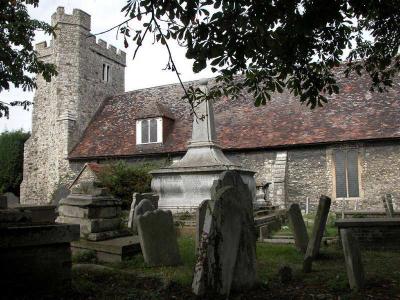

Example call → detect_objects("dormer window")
136 118 163 144
102 63 110 82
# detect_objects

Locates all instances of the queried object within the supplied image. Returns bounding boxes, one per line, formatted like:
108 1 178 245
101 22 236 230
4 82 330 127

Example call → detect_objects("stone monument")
151 80 256 212
57 183 127 241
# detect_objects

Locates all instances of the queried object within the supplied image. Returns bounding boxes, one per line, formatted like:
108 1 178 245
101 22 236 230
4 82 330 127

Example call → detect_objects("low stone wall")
336 218 400 250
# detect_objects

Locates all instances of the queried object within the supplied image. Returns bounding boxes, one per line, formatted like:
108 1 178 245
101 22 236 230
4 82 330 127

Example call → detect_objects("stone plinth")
151 80 256 212
0 223 79 297
57 191 127 241
151 165 256 212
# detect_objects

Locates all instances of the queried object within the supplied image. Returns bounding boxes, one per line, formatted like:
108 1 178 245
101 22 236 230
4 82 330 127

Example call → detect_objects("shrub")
0 130 30 196
97 161 155 209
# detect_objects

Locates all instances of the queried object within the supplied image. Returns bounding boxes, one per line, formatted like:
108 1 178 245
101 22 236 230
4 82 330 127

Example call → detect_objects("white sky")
0 0 214 132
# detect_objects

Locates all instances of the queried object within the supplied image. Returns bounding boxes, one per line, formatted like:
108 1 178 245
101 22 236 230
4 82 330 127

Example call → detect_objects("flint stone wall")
66 140 400 210
21 7 125 204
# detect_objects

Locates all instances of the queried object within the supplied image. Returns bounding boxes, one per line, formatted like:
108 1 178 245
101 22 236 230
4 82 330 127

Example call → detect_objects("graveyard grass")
71 235 400 299
278 212 338 237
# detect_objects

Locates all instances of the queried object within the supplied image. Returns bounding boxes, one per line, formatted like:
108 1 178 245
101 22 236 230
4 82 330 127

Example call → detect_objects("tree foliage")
120 0 400 109
97 161 154 208
0 0 57 118
0 130 30 196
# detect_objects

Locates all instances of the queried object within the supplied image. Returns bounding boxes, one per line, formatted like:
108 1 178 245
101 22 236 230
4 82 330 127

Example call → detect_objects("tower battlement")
36 7 126 66
51 7 91 31
91 38 127 66
35 40 52 58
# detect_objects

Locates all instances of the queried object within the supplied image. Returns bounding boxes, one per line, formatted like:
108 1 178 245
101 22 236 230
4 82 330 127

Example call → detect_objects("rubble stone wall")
21 7 126 204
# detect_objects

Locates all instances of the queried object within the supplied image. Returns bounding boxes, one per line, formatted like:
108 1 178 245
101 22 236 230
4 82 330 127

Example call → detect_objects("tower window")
334 149 360 198
136 118 163 144
102 63 110 82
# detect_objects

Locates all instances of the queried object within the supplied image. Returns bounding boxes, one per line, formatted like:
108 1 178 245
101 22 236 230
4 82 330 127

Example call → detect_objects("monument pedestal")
57 190 128 241
151 80 256 212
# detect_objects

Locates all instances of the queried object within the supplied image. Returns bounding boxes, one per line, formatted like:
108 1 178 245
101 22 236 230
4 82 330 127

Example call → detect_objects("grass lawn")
70 235 400 299
276 213 338 238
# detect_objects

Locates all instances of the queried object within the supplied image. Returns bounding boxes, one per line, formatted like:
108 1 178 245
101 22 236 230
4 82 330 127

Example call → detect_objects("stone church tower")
20 7 126 204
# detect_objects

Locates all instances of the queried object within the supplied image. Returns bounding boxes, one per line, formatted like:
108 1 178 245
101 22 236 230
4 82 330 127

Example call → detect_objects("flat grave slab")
336 217 400 250
71 235 141 262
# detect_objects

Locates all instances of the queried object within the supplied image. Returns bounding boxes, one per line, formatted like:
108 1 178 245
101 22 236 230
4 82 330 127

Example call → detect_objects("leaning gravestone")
340 228 365 290
192 171 257 297
382 194 394 218
129 199 155 233
303 195 331 273
288 203 309 253
137 209 181 266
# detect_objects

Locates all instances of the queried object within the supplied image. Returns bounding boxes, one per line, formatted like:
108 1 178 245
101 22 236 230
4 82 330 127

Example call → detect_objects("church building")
21 7 400 212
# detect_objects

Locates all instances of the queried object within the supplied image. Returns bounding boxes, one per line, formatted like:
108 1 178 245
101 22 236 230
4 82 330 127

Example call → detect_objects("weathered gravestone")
303 195 331 273
382 194 394 218
340 228 365 290
137 209 181 266
128 199 155 233
288 203 309 253
3 192 19 207
192 171 257 297
195 199 211 254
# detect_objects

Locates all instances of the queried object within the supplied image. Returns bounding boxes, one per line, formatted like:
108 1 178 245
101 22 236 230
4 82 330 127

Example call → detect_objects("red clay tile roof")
87 162 104 174
69 69 400 160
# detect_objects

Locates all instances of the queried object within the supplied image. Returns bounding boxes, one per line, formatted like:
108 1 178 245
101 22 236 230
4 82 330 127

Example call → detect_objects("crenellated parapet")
51 7 91 31
35 41 53 58
41 7 126 66
90 38 127 67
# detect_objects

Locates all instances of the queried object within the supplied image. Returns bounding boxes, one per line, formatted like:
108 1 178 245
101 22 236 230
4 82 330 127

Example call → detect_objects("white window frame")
136 118 163 145
102 63 111 82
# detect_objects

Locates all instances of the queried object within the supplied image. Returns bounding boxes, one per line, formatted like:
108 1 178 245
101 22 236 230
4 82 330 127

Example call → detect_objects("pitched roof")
68 162 104 188
69 69 400 160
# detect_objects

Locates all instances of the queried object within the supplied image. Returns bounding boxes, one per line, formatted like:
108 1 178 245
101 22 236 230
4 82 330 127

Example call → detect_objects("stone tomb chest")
57 188 126 241
336 218 400 250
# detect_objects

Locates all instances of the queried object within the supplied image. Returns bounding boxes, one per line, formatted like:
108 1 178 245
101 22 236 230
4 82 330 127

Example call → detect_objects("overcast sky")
0 0 214 132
